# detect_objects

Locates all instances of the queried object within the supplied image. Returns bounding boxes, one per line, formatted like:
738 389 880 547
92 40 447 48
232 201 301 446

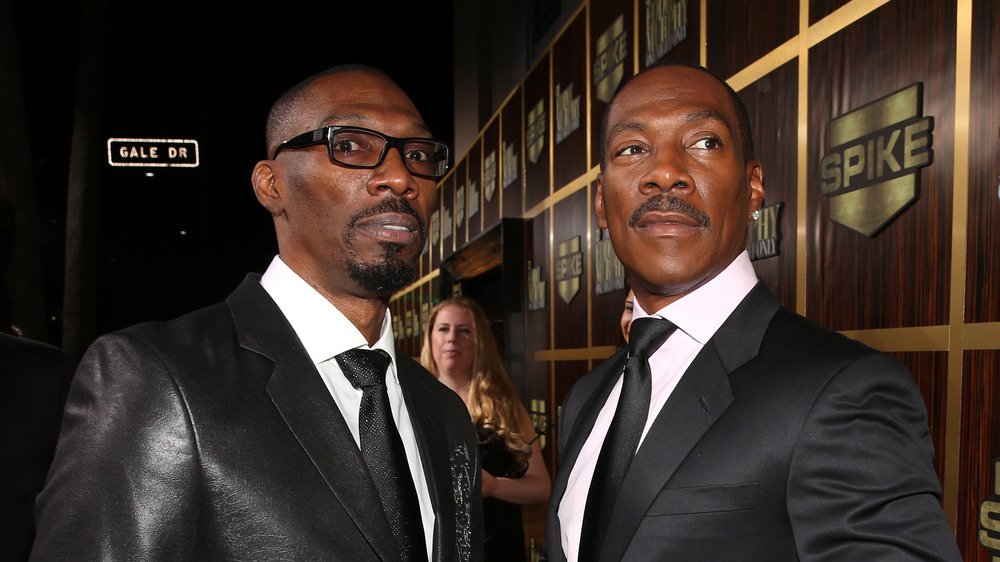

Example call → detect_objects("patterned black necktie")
336 348 427 562
578 317 677 562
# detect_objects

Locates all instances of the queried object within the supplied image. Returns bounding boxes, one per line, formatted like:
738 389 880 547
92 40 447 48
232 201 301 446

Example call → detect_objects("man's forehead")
316 111 432 136
611 66 734 121
295 73 428 135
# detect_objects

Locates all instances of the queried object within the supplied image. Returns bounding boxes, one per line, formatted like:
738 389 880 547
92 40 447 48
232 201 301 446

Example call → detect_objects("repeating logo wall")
484 151 498 202
594 228 625 294
593 14 628 103
527 99 546 164
644 0 687 67
747 202 782 261
556 236 583 304
528 260 546 312
980 459 1000 558
819 83 933 237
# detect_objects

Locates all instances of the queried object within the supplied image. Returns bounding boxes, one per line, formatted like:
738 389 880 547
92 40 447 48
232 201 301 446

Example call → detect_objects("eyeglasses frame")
271 125 450 179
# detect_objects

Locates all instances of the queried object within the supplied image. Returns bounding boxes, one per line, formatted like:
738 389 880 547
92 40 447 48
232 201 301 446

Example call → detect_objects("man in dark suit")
33 65 482 561
546 61 961 561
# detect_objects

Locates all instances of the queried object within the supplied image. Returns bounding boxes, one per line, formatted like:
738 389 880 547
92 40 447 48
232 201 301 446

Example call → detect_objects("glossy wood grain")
806 0 955 331
589 0 634 169
552 188 590 350
741 60 798 310
502 87 525 218
706 0 797 81
553 9 589 188
482 119 502 232
958 350 1000 561
454 158 469 248
468 139 483 240
638 0 700 70
441 174 455 259
524 53 552 211
966 0 999 324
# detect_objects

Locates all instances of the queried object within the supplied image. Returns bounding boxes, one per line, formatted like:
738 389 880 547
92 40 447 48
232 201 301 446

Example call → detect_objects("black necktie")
578 317 677 562
336 348 427 562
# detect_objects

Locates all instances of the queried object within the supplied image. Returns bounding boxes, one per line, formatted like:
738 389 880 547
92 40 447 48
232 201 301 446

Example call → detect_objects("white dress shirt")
559 251 759 561
259 256 435 558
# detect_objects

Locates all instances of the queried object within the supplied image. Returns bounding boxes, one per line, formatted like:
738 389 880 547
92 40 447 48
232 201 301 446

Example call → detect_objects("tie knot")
628 317 677 358
336 348 392 389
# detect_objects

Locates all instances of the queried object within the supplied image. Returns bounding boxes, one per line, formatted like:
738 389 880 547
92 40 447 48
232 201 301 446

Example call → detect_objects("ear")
252 161 283 216
747 160 765 214
595 173 608 230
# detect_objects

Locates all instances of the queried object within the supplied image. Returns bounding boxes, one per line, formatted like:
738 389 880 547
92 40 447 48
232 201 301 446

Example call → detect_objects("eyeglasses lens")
329 129 447 178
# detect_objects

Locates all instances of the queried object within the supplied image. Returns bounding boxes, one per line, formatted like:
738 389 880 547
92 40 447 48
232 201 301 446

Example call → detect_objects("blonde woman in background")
421 296 550 561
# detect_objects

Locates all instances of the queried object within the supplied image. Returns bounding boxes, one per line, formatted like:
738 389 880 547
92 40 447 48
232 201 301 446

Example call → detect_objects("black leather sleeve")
32 332 201 561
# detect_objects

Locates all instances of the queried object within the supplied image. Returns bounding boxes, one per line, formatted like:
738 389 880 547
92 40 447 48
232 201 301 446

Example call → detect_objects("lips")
354 213 421 244
635 211 701 229
348 198 426 246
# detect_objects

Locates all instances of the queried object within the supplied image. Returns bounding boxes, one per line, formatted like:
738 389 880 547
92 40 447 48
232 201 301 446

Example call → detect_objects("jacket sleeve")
32 332 200 561
786 352 962 561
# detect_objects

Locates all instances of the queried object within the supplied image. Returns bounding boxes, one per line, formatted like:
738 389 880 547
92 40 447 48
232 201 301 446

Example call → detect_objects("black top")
477 423 528 562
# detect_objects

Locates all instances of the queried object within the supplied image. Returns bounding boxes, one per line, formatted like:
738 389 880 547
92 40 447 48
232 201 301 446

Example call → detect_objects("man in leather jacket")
32 65 483 561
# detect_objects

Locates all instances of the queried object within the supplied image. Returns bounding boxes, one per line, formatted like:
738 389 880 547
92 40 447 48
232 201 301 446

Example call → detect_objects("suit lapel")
395 352 453 561
550 350 628 511
598 283 781 561
226 277 399 561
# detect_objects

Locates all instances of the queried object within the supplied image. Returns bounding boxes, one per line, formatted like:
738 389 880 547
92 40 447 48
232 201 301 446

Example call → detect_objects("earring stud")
751 209 761 221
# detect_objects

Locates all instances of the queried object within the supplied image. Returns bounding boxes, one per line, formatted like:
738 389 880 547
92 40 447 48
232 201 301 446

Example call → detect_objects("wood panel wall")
392 1 1000 559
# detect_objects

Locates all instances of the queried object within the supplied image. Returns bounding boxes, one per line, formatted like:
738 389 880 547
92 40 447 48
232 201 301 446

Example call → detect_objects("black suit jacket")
32 276 483 561
547 283 960 561
1 333 67 561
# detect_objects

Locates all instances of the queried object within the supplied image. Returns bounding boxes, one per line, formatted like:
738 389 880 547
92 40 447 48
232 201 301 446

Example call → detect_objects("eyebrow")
320 112 433 137
682 109 734 133
608 109 734 140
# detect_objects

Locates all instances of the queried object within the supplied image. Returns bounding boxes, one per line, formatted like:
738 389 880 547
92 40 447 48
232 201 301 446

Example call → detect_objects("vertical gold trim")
548 180 555 352
699 0 707 67
796 0 809 316
499 103 504 219
943 0 973 531
478 135 485 232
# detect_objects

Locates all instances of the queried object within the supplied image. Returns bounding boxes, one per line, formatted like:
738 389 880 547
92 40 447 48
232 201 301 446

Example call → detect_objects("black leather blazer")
32 276 483 561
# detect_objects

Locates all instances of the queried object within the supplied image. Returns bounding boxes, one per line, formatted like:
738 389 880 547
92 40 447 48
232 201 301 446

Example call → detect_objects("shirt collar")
633 251 759 345
258 256 398 369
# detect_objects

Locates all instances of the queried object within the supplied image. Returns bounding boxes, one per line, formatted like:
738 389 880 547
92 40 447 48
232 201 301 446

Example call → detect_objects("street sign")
107 138 199 167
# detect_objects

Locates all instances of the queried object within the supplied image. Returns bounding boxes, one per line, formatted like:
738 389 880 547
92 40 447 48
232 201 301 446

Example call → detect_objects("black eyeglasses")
272 125 450 179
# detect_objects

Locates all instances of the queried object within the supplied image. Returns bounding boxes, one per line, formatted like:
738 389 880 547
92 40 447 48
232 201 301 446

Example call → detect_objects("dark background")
8 0 454 341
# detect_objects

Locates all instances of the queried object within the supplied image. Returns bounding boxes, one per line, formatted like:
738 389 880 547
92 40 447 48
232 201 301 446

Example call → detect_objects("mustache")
627 194 711 228
348 197 426 238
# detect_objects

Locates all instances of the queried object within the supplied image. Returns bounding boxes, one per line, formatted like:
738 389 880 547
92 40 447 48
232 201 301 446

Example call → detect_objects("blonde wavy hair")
420 296 532 468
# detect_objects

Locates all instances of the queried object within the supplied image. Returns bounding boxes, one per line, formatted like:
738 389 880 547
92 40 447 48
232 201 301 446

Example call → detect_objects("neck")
437 369 472 404
277 253 393 347
338 297 390 347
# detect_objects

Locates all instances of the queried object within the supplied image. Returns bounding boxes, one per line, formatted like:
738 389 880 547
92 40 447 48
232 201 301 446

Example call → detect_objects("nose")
367 147 419 199
639 145 695 195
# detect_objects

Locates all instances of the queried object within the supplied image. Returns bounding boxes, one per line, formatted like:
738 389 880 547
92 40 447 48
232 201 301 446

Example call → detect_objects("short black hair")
264 64 393 157
598 59 755 169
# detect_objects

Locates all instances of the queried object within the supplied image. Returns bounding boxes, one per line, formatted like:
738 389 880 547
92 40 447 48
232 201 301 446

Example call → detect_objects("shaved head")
264 64 393 157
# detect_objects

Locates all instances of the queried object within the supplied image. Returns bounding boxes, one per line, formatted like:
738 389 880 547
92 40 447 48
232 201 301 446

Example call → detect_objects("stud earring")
751 209 760 221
